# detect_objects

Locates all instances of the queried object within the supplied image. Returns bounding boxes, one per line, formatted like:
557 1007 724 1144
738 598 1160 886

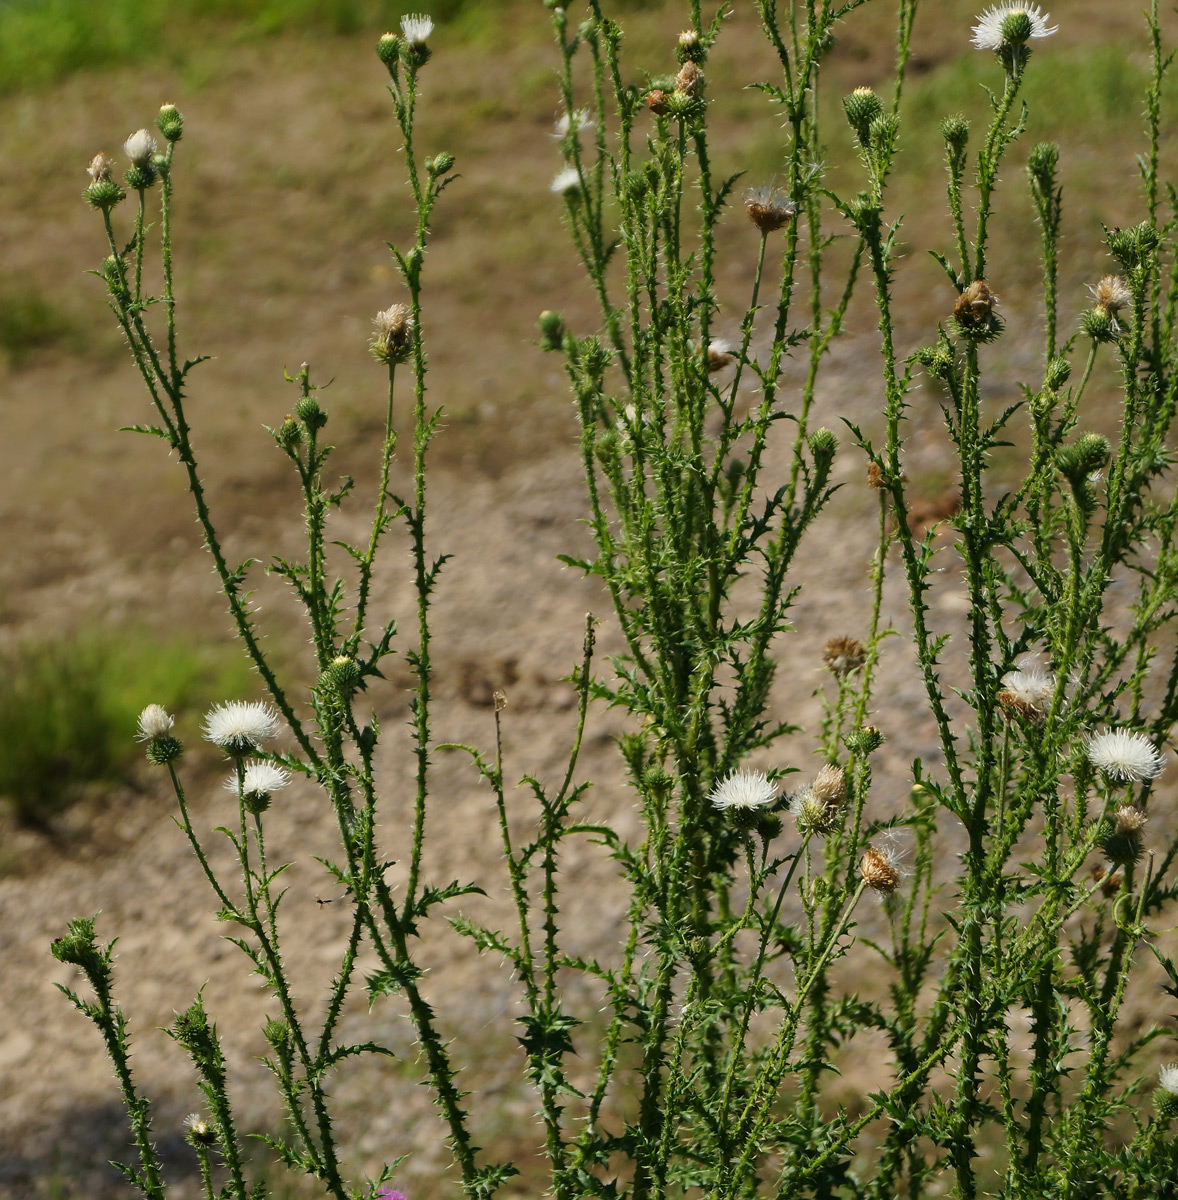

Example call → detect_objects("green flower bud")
295 395 327 430
84 177 126 211
274 416 302 451
146 735 184 766
538 310 565 351
1080 306 1118 343
676 29 706 64
427 151 455 177
808 427 837 461
319 655 361 694
376 32 401 65
663 90 705 119
843 86 883 145
1155 1086 1178 1121
156 104 184 143
125 163 157 190
940 114 970 155
1056 432 1110 485
1000 10 1034 44
1044 356 1071 390
845 725 885 755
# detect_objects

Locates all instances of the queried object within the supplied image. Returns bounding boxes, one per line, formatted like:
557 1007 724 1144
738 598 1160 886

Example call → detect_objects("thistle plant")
50 2 1178 1198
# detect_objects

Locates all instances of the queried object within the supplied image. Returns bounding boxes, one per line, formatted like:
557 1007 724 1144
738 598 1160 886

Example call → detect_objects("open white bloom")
551 167 582 196
970 4 1056 51
554 107 594 138
225 760 291 800
1160 1064 1178 1095
709 769 777 813
1085 729 1166 783
400 13 433 45
136 704 175 741
124 128 157 166
203 700 281 754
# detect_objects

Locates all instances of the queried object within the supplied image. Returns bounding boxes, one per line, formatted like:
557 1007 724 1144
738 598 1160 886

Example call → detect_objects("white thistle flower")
1159 1064 1178 1095
136 704 175 741
553 107 594 138
970 4 1056 51
400 13 433 46
998 664 1055 722
551 167 582 196
225 760 291 800
1084 729 1166 783
203 700 281 754
124 129 158 166
709 769 777 813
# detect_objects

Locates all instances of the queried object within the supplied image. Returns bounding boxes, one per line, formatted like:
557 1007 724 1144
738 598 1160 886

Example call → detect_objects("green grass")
0 0 492 93
0 629 254 825
0 288 75 366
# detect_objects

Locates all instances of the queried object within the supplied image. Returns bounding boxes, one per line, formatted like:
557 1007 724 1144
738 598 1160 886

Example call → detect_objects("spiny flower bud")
377 32 402 66
156 103 183 143
370 304 415 366
915 342 956 380
1056 432 1110 486
1079 305 1118 343
663 89 705 119
789 786 839 835
744 186 796 233
845 725 884 755
84 154 125 210
843 86 884 145
427 151 455 177
274 415 302 451
642 766 675 801
538 310 565 351
1100 805 1147 866
295 394 327 430
1106 221 1160 271
1154 1064 1178 1121
677 29 706 63
319 654 361 693
940 114 970 156
823 637 865 677
808 427 837 462
1044 356 1071 390
953 279 1002 340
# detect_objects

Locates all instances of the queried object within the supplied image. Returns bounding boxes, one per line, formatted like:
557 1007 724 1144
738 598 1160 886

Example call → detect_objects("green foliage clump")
0 631 250 824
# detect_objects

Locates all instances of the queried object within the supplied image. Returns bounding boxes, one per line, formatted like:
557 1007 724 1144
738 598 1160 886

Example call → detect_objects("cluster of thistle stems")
49 1 1178 1198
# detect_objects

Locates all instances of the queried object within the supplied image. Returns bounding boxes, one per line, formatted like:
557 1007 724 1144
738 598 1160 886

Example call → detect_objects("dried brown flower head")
675 60 703 95
823 637 866 677
744 186 797 233
953 279 998 330
860 844 902 895
646 89 671 115
1090 274 1132 314
87 152 113 183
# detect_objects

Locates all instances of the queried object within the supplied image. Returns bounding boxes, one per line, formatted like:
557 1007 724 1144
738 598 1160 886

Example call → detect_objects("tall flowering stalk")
48 2 1178 1199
